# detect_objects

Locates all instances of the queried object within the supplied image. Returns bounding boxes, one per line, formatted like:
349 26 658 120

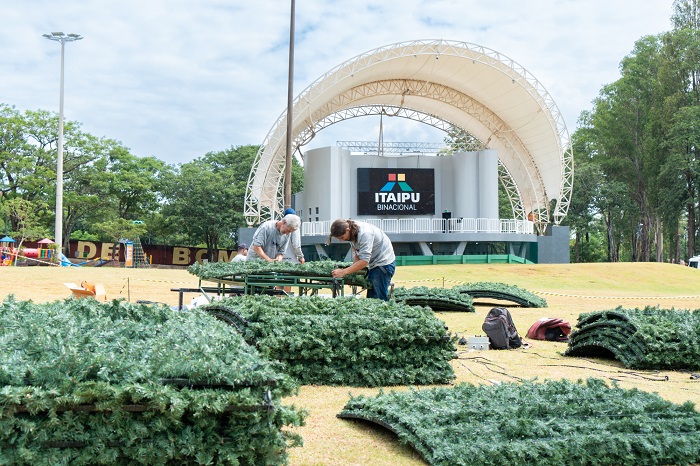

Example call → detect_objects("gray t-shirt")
247 220 291 261
350 222 395 269
284 229 304 262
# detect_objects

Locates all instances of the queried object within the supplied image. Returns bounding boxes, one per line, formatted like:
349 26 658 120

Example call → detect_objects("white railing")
301 218 534 236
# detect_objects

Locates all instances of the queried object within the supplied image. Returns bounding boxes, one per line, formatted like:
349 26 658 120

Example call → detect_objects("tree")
442 126 487 153
0 198 51 264
0 104 103 252
161 145 258 261
566 112 603 262
656 0 700 259
591 35 663 261
663 105 700 259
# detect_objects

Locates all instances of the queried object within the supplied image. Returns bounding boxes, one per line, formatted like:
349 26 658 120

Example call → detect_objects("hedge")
453 281 547 308
392 286 475 312
201 295 457 386
0 296 305 465
338 378 700 466
565 306 700 370
189 259 370 288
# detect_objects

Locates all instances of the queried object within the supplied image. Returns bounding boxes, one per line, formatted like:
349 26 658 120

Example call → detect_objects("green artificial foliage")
565 306 700 370
392 286 475 312
453 281 547 308
189 259 370 288
201 296 456 387
0 296 306 465
338 378 700 466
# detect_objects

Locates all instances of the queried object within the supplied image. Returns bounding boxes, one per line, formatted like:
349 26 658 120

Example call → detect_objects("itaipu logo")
374 173 420 208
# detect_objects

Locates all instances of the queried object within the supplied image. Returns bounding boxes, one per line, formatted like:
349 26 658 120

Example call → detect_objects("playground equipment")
0 236 16 266
120 236 150 268
59 253 109 267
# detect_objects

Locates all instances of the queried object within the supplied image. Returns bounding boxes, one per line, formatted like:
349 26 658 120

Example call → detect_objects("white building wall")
452 152 478 218
300 146 498 222
301 146 350 223
478 149 499 219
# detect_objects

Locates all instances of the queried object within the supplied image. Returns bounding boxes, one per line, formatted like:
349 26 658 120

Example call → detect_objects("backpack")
482 307 522 350
526 318 571 342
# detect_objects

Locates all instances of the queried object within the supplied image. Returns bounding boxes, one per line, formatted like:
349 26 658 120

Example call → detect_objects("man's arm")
252 245 276 262
331 259 368 278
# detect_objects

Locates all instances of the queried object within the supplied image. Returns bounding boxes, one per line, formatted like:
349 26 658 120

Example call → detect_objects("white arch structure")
245 39 574 231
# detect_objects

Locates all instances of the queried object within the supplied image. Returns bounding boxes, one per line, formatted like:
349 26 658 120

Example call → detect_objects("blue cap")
237 243 248 250
284 208 296 216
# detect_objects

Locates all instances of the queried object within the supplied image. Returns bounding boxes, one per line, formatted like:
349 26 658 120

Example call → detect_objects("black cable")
457 356 524 381
540 363 668 381
455 360 493 384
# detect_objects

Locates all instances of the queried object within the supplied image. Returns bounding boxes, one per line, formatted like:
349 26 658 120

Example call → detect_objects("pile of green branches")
565 306 700 370
392 286 474 312
189 259 370 288
0 296 305 465
338 378 700 466
202 296 456 387
453 281 547 308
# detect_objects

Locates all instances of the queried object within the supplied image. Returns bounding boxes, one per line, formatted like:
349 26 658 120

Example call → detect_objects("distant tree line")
565 0 700 263
2 0 698 264
444 0 700 263
0 103 302 261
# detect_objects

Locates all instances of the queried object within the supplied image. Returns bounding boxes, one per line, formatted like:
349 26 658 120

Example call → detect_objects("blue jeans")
366 261 395 301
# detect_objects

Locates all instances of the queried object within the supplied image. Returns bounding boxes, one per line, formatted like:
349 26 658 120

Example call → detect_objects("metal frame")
198 273 346 298
245 39 574 233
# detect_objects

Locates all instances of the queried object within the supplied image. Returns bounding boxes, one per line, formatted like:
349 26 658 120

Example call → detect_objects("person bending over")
328 219 395 301
283 207 305 264
248 214 301 262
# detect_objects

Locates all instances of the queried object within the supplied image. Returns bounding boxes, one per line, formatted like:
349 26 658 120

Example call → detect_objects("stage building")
241 40 574 264
239 143 569 264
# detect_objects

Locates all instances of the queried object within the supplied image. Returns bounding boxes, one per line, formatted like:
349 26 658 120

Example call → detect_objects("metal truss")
245 39 573 231
336 141 448 155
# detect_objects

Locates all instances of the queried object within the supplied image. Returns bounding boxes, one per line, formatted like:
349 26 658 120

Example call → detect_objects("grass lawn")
2 261 699 465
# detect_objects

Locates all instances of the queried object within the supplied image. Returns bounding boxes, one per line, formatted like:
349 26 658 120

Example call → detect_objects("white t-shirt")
231 253 247 262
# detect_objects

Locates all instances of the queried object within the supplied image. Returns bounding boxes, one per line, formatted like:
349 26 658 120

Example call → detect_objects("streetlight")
43 31 83 256
284 0 295 212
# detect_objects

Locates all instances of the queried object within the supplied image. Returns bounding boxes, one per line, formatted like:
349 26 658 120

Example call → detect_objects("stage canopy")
245 39 573 231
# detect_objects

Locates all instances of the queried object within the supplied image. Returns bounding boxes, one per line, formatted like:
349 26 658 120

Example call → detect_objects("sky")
1 1 675 165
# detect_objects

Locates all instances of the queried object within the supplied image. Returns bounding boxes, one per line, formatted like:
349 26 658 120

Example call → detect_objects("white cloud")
0 0 673 164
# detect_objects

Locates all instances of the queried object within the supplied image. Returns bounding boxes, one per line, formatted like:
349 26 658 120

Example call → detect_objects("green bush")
565 306 700 370
0 297 305 465
338 378 700 466
189 259 370 288
453 281 547 308
202 296 456 387
392 286 474 312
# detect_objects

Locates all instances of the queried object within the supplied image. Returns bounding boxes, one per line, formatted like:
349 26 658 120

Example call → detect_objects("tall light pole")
43 31 82 255
284 0 295 211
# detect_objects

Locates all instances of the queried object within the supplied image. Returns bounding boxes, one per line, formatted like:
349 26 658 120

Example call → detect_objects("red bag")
526 318 571 342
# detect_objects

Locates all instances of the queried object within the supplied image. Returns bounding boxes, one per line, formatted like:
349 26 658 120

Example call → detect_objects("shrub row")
453 281 547 308
0 297 305 465
338 378 700 466
565 306 700 370
189 259 370 288
392 286 475 312
202 296 457 387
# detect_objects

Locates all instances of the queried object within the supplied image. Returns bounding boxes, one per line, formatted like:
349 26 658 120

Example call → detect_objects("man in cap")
231 243 248 262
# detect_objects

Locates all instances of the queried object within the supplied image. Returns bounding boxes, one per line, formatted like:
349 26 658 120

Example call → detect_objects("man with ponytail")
328 219 395 301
